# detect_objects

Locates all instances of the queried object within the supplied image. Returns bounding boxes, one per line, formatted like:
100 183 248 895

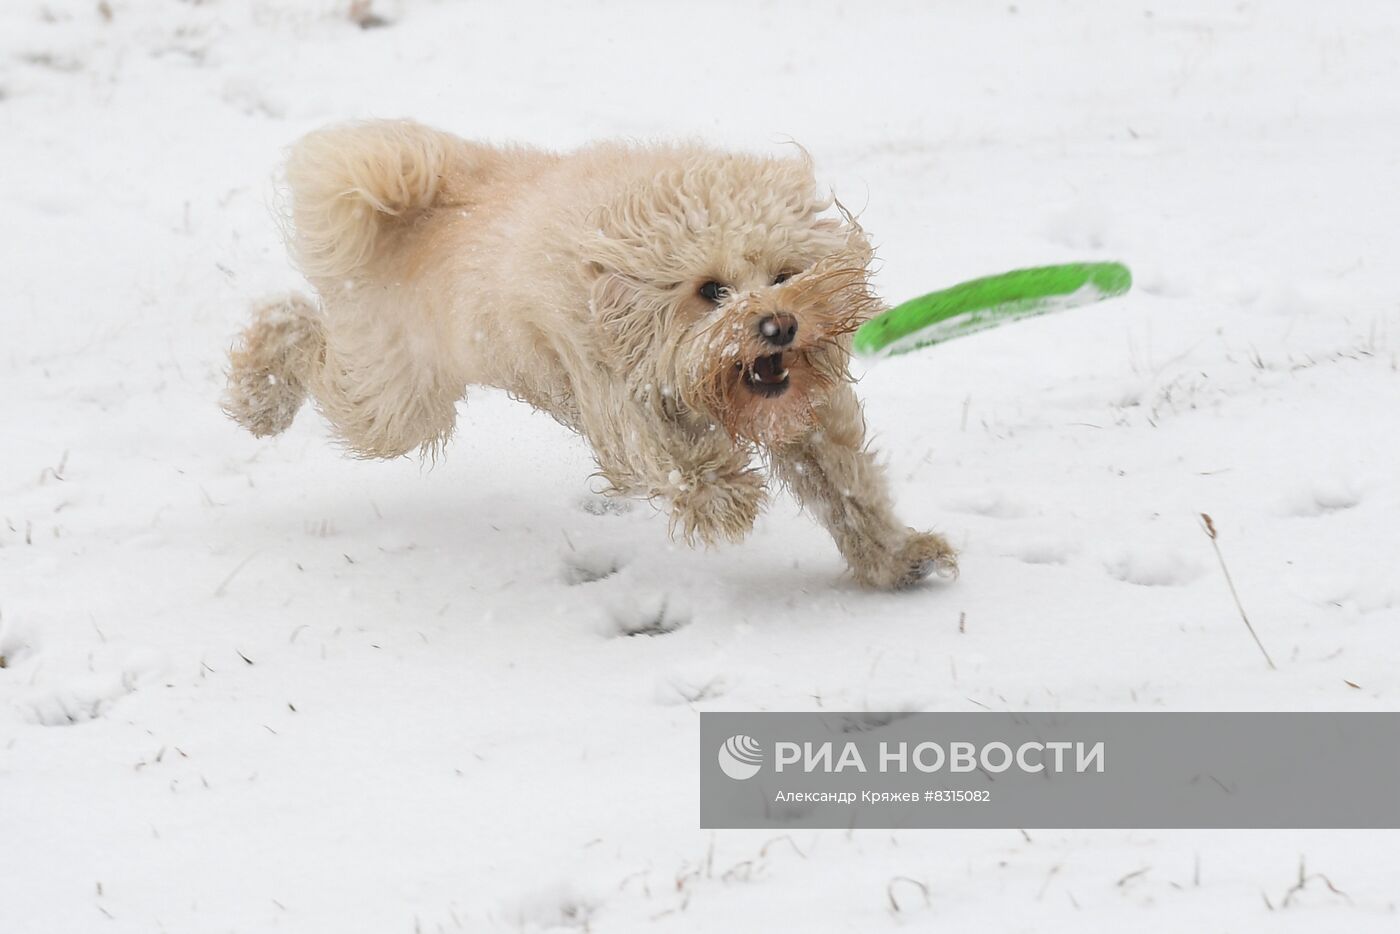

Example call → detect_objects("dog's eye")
772 272 796 285
698 281 730 303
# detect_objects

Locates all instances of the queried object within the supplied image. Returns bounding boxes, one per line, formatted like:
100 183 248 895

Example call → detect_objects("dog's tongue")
752 353 788 384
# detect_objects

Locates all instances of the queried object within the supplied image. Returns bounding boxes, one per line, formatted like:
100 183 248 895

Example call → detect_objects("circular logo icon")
717 734 763 780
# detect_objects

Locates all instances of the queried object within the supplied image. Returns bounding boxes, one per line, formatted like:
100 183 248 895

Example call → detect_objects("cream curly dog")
224 121 956 589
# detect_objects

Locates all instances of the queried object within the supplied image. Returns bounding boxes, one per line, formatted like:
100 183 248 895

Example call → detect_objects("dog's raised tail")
283 120 456 280
223 293 324 438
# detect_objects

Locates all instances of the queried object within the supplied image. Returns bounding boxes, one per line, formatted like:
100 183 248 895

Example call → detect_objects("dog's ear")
586 262 631 330
587 264 654 374
812 211 874 268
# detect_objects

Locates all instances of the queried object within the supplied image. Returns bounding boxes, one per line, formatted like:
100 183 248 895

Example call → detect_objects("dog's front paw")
894 530 959 588
667 469 766 547
854 529 958 590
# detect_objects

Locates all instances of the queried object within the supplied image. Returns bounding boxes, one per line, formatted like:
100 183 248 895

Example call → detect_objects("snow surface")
3 1 1399 931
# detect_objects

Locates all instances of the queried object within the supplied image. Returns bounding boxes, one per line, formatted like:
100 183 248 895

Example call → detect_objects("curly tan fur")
224 120 956 588
223 293 324 438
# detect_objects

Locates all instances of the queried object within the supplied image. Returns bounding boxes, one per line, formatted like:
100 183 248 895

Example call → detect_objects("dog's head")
585 146 880 445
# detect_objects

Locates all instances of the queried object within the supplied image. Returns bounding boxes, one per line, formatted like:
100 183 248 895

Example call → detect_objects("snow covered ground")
3 1 1398 930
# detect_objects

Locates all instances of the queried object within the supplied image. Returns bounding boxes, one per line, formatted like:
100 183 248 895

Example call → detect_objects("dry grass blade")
1200 512 1276 670
758 835 807 860
1281 856 1351 908
1116 866 1151 887
887 876 931 913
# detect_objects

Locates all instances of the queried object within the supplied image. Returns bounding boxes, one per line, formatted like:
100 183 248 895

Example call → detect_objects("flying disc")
852 262 1132 358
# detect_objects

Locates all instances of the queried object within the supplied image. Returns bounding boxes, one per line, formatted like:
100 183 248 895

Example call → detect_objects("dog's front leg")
586 404 765 547
662 444 767 547
769 385 957 589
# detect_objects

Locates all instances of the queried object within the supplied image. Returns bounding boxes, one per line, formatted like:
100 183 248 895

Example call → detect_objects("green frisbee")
852 261 1132 358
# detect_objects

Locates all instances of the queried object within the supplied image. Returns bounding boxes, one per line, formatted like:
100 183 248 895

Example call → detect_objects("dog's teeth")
746 366 789 385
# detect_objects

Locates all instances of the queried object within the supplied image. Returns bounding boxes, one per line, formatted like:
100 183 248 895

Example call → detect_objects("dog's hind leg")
307 315 462 460
223 292 325 438
769 385 957 589
224 291 461 458
260 120 479 458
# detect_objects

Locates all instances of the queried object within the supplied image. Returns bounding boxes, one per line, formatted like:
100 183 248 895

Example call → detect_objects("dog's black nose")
757 313 798 347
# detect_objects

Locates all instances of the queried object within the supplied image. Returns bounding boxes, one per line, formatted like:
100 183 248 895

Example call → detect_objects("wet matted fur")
224 120 956 589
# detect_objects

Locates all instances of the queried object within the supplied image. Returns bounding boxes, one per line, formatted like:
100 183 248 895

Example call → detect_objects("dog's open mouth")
741 352 790 398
